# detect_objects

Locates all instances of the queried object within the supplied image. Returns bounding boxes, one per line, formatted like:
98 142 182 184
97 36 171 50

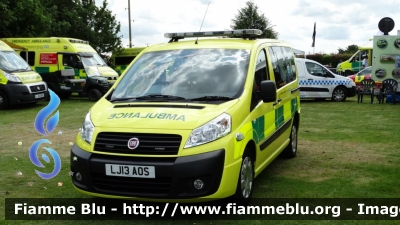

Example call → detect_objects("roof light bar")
164 29 262 39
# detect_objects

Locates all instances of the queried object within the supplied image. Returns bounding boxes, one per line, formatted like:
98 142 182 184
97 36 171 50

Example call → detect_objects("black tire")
234 149 254 205
0 91 10 110
331 87 347 102
88 89 102 101
282 121 298 158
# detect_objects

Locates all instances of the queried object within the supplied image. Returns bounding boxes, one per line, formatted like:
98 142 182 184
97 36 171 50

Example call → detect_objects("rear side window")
268 46 296 89
20 51 35 66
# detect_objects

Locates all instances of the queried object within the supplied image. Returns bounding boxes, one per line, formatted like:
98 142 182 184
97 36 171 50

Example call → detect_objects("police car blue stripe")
299 80 351 86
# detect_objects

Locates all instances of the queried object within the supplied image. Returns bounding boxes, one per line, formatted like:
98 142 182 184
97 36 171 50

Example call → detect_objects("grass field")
1 95 400 224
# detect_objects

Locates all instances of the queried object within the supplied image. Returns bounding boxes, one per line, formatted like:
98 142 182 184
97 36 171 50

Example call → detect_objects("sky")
95 0 400 54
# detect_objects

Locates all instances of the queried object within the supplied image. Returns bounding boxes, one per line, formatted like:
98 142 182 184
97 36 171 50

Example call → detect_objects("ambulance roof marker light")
164 29 263 42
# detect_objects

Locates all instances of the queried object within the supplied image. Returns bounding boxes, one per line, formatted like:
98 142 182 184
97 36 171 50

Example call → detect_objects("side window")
283 47 296 83
20 51 35 66
251 49 268 110
268 46 296 89
305 62 328 77
63 54 80 68
255 49 268 87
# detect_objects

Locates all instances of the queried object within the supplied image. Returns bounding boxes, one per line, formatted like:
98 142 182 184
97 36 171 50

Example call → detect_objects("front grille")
94 132 182 155
29 84 46 92
91 172 171 196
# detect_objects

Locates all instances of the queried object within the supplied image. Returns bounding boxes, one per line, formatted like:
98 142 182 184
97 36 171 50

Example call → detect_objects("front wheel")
331 87 347 102
282 122 298 158
88 89 102 101
234 150 254 205
0 91 10 110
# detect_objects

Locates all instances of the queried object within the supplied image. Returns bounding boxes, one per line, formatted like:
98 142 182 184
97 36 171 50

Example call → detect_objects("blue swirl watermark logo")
29 90 62 179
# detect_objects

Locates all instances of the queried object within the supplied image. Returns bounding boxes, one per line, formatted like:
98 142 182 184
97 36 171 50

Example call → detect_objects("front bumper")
347 86 356 97
0 81 49 105
70 144 228 200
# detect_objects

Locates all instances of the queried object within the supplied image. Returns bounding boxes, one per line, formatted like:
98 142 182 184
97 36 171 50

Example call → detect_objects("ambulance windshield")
0 51 31 72
111 48 250 101
93 54 107 66
80 54 107 67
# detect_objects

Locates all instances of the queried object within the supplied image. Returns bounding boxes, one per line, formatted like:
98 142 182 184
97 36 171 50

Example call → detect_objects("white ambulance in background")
296 58 356 102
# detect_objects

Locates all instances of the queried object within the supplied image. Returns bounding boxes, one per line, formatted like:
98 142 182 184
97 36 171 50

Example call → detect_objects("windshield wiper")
136 94 186 100
110 95 186 103
110 97 138 102
9 69 27 73
190 96 234 101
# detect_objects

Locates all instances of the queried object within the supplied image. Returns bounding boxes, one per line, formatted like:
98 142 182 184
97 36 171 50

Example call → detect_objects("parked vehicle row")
0 37 120 108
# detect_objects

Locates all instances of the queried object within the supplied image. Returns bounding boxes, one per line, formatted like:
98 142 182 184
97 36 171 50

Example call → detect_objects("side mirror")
259 80 277 103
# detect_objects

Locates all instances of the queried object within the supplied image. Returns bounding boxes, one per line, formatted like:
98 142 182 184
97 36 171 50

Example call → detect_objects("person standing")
362 55 369 68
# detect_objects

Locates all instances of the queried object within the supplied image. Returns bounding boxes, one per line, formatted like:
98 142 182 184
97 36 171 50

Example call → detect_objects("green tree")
85 0 123 53
345 44 358 54
0 0 52 37
230 0 278 39
40 0 122 53
337 44 359 54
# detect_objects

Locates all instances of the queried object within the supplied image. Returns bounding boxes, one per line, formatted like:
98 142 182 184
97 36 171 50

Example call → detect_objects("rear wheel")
234 150 254 205
0 91 10 110
331 87 347 102
88 89 102 101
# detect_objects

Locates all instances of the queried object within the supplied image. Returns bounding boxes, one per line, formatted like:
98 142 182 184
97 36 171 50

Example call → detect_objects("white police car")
296 58 356 101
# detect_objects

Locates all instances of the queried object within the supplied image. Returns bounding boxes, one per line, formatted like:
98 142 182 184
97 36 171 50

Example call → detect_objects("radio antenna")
195 2 210 44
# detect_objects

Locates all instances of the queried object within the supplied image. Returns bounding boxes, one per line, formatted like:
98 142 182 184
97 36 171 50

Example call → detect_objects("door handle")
273 98 282 106
308 79 313 80
291 87 300 94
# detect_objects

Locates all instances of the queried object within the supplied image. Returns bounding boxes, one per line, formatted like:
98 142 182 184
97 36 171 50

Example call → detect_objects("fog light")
193 179 204 190
76 172 82 181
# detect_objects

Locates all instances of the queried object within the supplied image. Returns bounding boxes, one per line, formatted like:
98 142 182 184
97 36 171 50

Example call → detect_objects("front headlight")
184 113 231 148
4 73 22 82
80 111 94 143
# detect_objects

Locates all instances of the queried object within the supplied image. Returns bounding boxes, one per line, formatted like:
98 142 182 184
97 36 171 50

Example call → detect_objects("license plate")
105 164 155 178
35 93 44 99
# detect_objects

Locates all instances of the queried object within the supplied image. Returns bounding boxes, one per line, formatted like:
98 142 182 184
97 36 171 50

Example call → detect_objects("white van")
296 58 356 101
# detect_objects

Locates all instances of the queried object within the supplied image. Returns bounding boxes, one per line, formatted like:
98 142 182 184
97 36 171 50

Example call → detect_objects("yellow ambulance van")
110 47 147 75
336 46 373 76
0 40 48 109
70 29 301 204
2 37 119 84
